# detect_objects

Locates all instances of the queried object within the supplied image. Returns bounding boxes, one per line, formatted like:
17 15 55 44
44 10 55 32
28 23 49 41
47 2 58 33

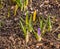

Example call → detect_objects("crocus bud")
38 28 41 35
37 28 42 41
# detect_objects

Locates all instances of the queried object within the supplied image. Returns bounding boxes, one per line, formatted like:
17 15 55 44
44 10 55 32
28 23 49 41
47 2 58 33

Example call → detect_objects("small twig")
52 25 60 33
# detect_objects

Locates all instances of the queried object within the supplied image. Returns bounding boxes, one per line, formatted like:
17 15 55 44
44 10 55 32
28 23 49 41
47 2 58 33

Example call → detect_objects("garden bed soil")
0 0 60 49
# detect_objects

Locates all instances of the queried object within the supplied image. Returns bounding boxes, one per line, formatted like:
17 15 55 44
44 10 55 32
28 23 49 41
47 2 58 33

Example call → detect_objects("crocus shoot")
20 12 33 43
47 15 52 31
14 4 18 16
32 27 42 42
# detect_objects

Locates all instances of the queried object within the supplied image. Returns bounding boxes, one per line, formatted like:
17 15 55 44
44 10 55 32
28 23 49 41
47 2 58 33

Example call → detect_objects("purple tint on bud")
38 28 41 35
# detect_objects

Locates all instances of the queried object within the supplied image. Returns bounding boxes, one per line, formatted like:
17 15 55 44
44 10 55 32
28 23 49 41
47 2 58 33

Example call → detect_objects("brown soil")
0 0 60 49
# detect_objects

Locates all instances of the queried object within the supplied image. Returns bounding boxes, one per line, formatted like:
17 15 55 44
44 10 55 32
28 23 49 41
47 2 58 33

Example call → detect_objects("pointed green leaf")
15 0 22 8
20 16 25 23
47 16 52 31
20 21 27 37
26 11 29 25
40 20 43 31
29 14 33 32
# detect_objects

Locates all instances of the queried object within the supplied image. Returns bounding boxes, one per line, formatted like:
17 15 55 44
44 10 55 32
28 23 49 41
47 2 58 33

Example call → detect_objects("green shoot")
8 7 10 17
20 16 25 23
20 12 34 43
33 15 52 41
20 21 30 43
25 11 33 32
40 19 43 32
15 0 22 8
15 0 28 11
20 21 27 37
14 4 18 16
47 15 52 31
15 0 23 11
39 17 46 35
26 11 29 25
28 14 33 32
33 30 42 41
23 0 28 11
42 24 46 35
20 20 30 43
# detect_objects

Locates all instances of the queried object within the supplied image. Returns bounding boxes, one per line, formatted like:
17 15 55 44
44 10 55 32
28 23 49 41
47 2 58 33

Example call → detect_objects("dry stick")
52 25 60 33
50 25 60 40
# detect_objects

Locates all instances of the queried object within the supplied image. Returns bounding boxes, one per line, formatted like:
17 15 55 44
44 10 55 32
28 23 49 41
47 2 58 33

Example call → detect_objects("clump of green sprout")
20 11 33 43
33 19 44 41
33 15 52 41
14 0 22 8
20 11 52 42
33 28 42 41
15 0 28 11
13 0 29 16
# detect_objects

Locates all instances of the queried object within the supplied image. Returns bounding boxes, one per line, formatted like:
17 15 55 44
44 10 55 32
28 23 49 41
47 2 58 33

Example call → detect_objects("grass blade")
15 0 22 8
26 11 29 25
14 4 18 16
29 14 33 32
20 21 27 37
47 16 52 31
40 19 43 31
20 16 25 23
